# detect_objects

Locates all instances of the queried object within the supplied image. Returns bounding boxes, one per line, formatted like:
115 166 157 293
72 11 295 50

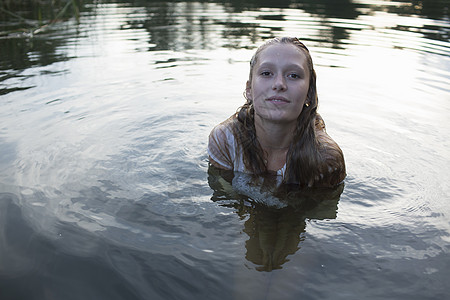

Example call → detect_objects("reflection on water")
1 0 450 299
1 0 449 76
0 194 141 300
208 166 344 271
243 207 307 272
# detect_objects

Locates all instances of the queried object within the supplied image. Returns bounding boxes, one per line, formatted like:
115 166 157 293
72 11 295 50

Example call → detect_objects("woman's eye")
260 71 271 76
288 73 300 79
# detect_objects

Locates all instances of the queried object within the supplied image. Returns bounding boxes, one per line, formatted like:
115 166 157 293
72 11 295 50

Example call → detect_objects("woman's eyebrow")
256 62 276 69
287 64 306 73
258 62 305 71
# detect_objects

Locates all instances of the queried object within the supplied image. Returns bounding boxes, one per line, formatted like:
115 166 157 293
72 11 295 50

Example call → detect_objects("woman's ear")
245 80 252 100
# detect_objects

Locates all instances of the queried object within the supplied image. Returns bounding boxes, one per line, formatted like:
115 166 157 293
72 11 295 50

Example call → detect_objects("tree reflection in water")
208 165 344 271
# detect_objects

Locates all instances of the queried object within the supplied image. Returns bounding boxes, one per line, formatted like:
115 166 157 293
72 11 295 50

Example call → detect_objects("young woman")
208 37 346 188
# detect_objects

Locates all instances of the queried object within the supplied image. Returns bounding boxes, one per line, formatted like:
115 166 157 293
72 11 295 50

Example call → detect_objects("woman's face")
247 43 310 125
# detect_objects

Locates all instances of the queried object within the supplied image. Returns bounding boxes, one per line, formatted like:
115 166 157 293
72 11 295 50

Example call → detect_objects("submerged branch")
0 0 80 38
52 0 79 24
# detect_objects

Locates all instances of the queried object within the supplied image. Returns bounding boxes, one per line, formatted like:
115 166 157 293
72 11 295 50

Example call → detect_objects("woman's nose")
272 74 286 91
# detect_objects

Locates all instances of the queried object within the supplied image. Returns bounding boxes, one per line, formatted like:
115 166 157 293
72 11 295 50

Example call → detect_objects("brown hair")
231 37 345 187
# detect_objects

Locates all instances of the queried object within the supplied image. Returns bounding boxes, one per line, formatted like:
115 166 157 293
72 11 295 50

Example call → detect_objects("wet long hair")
231 37 345 187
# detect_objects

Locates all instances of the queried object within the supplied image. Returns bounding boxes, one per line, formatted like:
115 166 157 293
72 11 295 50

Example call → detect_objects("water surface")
1 0 449 299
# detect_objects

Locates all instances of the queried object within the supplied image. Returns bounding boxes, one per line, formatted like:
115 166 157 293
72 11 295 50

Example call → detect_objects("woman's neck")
254 115 296 171
254 115 296 150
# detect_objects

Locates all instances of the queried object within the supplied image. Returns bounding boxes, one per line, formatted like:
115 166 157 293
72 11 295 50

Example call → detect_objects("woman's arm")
209 156 231 170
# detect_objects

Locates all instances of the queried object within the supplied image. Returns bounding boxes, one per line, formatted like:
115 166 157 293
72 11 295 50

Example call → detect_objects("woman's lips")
266 96 290 103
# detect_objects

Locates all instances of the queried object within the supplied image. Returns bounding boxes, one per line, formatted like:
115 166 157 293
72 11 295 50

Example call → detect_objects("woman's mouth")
266 96 290 103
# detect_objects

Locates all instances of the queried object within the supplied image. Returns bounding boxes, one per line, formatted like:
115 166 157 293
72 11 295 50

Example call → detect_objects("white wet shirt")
207 119 286 179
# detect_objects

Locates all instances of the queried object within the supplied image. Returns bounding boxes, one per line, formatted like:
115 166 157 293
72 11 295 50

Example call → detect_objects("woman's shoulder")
208 114 240 170
314 114 342 154
314 114 346 185
315 113 326 132
210 114 238 139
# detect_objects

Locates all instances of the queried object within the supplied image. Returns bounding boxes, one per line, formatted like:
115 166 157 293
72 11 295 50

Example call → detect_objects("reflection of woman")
208 166 344 271
208 37 346 187
243 206 306 272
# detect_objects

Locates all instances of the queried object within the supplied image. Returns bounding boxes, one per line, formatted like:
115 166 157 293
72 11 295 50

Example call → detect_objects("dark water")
1 0 450 299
